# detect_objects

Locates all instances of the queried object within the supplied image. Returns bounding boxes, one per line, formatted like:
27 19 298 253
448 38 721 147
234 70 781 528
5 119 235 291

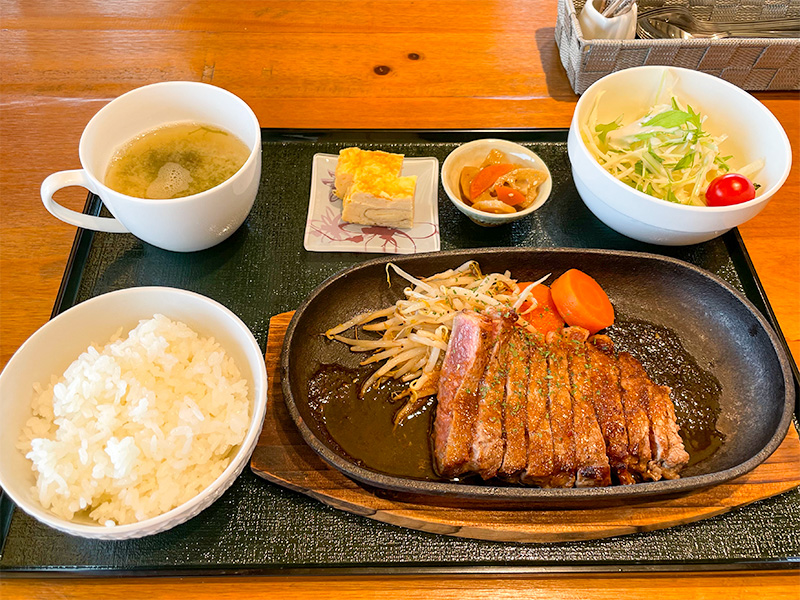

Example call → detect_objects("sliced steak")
498 327 531 478
434 310 498 478
434 312 688 486
566 333 612 487
520 332 557 486
468 312 515 479
646 382 690 479
585 336 636 485
618 352 660 481
544 331 577 487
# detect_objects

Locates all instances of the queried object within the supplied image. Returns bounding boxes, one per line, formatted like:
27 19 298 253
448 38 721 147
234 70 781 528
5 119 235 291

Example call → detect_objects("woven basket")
555 0 800 93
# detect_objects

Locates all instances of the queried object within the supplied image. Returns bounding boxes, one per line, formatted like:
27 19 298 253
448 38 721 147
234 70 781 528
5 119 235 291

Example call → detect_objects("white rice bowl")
18 314 249 526
0 287 268 539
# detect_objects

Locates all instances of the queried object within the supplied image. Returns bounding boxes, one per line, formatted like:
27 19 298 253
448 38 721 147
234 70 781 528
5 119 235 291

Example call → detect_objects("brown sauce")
607 320 724 468
307 364 438 480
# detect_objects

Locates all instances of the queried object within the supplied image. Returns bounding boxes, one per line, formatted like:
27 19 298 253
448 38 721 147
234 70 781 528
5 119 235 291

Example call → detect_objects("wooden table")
1 2 798 598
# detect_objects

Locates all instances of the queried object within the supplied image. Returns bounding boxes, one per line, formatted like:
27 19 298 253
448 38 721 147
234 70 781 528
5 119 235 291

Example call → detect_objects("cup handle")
40 170 130 233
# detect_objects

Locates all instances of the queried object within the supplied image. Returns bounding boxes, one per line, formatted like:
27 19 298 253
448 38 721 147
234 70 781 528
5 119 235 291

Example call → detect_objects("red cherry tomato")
495 186 526 207
705 174 756 207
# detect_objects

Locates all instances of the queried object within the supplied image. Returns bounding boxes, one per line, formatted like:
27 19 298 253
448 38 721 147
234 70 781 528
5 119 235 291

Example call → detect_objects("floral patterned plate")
304 153 440 254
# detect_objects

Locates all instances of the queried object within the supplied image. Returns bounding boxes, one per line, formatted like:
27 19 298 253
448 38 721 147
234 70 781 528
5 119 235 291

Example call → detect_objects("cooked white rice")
17 314 250 527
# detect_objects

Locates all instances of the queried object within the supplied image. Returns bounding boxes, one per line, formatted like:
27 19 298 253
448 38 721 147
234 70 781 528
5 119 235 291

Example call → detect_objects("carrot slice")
496 186 526 207
516 282 565 335
469 163 516 201
549 269 614 335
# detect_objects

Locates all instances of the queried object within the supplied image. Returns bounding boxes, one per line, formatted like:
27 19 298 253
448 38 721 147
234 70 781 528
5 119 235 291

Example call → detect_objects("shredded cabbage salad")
581 88 764 207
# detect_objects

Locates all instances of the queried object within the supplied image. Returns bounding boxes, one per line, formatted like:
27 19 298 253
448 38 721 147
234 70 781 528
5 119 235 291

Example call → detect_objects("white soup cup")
40 81 261 252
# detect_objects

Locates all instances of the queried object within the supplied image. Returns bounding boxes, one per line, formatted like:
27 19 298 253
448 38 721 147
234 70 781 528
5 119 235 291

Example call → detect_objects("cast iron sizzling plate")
280 248 794 503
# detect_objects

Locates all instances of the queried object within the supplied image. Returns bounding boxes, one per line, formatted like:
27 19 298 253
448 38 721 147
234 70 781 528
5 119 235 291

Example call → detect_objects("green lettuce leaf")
596 119 621 145
715 154 733 171
666 188 680 204
673 152 695 171
643 109 690 129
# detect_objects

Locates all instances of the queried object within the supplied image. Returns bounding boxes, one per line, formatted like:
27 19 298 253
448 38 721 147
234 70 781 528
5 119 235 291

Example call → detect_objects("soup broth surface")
105 122 250 199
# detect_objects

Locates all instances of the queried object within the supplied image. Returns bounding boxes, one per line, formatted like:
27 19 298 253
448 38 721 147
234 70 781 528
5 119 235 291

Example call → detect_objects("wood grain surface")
251 312 800 542
3 572 800 600
1 0 798 596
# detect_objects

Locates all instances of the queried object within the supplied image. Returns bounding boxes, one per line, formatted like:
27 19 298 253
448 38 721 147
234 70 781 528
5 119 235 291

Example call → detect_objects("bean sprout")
325 261 549 424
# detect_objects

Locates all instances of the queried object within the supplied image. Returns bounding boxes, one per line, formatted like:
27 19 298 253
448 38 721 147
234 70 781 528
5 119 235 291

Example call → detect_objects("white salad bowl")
441 138 552 227
0 287 268 539
568 66 792 245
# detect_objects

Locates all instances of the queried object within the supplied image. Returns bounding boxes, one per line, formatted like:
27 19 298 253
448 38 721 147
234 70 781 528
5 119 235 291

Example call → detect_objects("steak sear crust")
585 337 636 485
498 328 532 479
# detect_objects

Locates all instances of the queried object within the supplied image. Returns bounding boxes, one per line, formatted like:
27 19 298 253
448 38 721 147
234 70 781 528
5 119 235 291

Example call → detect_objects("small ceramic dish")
304 153 440 254
441 139 552 227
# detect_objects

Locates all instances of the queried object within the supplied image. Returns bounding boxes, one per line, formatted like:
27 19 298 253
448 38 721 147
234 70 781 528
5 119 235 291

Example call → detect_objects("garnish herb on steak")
520 332 556 486
468 310 515 480
498 328 532 478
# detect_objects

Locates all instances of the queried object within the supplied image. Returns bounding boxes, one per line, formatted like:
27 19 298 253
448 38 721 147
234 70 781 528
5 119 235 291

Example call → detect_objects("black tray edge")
260 128 572 144
2 558 799 578
50 195 102 319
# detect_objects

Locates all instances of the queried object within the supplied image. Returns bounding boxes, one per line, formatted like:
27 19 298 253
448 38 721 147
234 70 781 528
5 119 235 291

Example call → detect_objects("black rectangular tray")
1 129 798 576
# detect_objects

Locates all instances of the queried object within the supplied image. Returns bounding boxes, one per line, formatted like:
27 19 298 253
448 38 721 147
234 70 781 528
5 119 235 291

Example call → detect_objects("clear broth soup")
104 122 250 199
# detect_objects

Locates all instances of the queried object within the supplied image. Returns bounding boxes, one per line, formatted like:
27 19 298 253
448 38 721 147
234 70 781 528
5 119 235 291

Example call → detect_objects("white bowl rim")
441 138 553 221
571 66 792 214
0 285 268 535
